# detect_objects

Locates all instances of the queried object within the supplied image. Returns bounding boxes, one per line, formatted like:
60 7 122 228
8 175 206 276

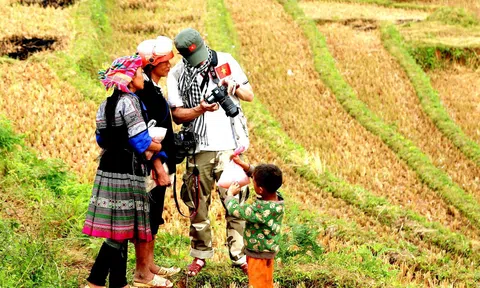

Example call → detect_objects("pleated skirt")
82 150 152 242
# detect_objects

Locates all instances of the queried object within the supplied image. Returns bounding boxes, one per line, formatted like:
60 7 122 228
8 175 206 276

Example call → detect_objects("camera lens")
205 86 239 117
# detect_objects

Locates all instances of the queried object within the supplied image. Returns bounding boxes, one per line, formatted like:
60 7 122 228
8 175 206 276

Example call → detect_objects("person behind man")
133 36 180 287
227 156 284 288
83 55 165 288
167 28 254 276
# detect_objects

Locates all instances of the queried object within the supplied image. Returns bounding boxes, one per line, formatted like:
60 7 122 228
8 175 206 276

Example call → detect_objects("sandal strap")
156 266 180 276
133 275 172 288
152 275 172 286
188 258 206 275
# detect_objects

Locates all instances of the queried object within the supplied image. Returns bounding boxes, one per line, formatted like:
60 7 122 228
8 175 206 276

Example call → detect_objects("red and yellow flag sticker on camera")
215 63 232 79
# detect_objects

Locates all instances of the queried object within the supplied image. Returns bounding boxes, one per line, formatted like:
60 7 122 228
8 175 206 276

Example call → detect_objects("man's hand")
227 182 241 196
199 99 218 112
219 78 239 96
152 159 171 187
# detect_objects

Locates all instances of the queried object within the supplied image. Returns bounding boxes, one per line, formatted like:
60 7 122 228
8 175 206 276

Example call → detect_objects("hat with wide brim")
174 28 208 67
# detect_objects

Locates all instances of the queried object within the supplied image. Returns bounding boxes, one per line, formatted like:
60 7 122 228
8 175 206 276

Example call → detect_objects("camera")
205 86 239 118
174 129 196 164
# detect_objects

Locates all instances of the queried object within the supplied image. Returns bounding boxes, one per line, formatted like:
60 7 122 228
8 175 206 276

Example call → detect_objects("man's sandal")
133 275 173 288
154 266 181 277
186 258 206 277
239 262 248 275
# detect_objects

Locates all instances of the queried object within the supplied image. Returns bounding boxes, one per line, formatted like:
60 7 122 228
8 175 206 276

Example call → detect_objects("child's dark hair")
253 164 282 193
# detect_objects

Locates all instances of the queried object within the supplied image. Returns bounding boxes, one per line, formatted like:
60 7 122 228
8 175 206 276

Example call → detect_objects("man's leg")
214 151 247 266
186 152 216 261
218 184 246 265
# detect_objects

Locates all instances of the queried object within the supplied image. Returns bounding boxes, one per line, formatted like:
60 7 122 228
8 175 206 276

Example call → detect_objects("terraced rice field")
315 23 480 200
2 0 480 286
0 61 99 182
423 0 480 17
225 0 480 238
300 1 429 22
428 67 480 144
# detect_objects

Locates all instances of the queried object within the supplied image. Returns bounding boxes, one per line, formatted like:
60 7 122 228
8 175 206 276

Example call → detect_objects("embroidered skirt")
82 150 152 242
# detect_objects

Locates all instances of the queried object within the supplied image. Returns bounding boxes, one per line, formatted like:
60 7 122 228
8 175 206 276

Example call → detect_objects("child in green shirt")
224 155 284 288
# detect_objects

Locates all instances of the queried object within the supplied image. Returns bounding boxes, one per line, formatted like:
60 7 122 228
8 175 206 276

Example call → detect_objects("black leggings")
87 239 128 287
149 185 166 235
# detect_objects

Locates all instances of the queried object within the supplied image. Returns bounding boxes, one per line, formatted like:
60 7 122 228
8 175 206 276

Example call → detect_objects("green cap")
174 28 208 67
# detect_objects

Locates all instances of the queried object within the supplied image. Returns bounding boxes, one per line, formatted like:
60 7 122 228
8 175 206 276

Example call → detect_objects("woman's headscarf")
98 55 143 93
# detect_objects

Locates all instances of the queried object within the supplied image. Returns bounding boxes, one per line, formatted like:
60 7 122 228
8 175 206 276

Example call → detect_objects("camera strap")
173 139 201 218
173 165 201 219
200 50 220 92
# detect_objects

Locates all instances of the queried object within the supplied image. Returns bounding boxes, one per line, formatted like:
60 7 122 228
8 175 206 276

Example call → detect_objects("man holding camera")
167 28 253 276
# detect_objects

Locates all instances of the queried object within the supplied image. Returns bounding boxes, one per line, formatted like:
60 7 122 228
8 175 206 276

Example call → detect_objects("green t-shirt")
225 193 284 258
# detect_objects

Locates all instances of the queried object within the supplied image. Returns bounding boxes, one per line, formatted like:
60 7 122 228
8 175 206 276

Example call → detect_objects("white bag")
147 119 167 142
218 160 250 189
148 126 167 142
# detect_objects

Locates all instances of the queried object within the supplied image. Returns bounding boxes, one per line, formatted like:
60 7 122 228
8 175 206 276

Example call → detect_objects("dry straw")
225 0 479 283
0 0 72 40
300 1 429 22
381 24 480 168
224 0 480 240
428 67 480 144
282 0 480 230
316 23 480 201
0 61 99 182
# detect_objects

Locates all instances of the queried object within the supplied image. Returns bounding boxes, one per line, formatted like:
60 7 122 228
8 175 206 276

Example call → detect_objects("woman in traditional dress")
83 55 171 288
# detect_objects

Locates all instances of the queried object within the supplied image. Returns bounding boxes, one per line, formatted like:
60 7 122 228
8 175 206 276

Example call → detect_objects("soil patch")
0 36 57 60
18 0 75 8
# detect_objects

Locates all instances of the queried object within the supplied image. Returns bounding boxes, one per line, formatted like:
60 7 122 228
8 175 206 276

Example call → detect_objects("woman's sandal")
133 275 173 288
186 258 206 277
84 283 106 288
154 266 181 277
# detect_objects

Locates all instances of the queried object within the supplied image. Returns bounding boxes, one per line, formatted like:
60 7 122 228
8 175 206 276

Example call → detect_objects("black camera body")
173 129 196 164
205 86 239 118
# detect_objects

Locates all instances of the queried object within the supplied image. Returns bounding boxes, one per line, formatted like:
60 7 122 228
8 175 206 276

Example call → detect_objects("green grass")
381 24 480 167
2 0 480 285
44 0 111 102
407 45 480 69
427 6 479 27
397 6 480 69
0 118 92 287
204 0 479 284
277 0 480 230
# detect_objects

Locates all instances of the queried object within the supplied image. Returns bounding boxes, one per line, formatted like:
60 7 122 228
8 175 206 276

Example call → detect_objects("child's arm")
225 183 264 223
230 155 255 177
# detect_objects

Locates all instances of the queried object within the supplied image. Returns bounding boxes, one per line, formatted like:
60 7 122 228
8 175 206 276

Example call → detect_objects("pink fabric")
98 55 142 93
82 222 153 242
